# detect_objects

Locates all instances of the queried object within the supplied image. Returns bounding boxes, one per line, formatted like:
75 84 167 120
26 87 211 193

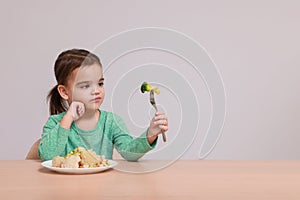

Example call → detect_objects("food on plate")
140 82 160 94
52 147 110 168
52 156 65 167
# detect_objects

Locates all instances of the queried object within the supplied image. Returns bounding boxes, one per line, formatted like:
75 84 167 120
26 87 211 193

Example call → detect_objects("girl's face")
66 63 105 111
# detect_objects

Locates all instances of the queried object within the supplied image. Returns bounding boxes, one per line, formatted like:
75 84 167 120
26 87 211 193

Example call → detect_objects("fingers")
76 104 85 117
155 111 165 116
148 112 169 138
154 112 167 120
153 112 168 132
70 101 85 120
154 112 168 123
154 119 168 126
158 125 168 131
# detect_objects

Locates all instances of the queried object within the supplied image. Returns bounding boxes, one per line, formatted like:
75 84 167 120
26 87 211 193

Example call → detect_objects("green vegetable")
140 82 160 94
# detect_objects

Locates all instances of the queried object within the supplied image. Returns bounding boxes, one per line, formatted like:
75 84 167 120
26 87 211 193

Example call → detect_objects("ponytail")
47 85 66 115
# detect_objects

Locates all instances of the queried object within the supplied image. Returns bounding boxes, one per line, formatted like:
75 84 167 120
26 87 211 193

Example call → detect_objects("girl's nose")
92 85 100 94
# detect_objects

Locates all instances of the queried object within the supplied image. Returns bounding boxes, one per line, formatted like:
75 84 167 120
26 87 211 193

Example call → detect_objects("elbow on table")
38 147 56 161
119 151 144 162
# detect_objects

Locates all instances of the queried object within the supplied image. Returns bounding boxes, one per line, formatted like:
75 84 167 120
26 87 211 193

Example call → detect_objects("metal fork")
150 90 167 142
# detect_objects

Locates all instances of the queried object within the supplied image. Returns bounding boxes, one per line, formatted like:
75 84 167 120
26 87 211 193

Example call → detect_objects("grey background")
0 0 299 160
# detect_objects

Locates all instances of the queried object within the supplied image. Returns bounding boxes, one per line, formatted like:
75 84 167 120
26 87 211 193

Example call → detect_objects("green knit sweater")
38 110 157 161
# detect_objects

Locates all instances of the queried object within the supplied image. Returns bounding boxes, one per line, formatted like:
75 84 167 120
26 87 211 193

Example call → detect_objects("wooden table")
1 160 300 200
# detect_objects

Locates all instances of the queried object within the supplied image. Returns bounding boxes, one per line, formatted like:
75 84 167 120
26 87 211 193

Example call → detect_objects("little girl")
38 49 168 161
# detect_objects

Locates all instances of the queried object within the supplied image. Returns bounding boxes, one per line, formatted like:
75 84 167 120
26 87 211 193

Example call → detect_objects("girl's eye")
98 82 104 87
81 85 89 89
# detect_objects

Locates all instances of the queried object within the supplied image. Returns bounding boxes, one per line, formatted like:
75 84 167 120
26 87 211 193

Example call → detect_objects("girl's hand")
60 101 85 130
148 112 168 139
68 101 85 121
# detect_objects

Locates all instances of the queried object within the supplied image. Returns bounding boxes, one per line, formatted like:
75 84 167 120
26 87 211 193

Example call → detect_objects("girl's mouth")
91 97 102 102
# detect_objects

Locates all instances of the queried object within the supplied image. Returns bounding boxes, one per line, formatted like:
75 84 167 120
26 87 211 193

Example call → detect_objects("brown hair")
47 49 102 115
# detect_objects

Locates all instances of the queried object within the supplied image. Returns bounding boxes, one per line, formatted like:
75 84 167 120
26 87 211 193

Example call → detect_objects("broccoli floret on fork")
140 82 160 94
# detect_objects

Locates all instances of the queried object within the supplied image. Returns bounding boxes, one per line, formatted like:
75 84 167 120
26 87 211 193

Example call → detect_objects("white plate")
41 160 118 174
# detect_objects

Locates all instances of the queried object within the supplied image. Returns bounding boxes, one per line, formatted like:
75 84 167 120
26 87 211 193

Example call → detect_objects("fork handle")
153 106 167 142
161 130 167 142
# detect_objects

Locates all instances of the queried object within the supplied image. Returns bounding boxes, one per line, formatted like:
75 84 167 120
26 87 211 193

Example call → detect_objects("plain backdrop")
0 0 299 160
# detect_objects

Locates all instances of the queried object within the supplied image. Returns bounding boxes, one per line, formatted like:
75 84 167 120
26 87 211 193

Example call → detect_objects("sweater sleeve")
111 114 157 161
38 116 69 161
